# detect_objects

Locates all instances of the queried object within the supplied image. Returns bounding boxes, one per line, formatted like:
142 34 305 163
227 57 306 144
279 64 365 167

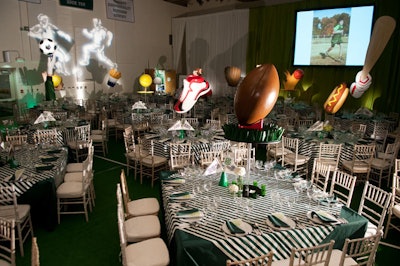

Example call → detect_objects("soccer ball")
39 38 57 56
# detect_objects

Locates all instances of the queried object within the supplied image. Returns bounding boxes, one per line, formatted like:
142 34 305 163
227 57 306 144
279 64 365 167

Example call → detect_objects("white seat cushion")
329 249 358 266
285 153 309 165
125 238 169 266
64 172 83 182
342 161 370 173
364 221 383 237
0 259 12 266
141 155 168 167
91 134 106 141
392 204 400 218
57 182 84 198
66 163 83 172
125 215 161 242
127 198 160 217
0 204 30 221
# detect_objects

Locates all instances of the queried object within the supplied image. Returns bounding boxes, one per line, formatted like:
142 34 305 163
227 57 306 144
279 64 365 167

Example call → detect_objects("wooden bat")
361 16 396 80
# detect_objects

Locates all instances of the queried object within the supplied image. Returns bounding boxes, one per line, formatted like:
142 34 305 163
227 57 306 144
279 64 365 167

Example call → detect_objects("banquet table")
0 145 67 231
142 129 229 164
161 168 368 266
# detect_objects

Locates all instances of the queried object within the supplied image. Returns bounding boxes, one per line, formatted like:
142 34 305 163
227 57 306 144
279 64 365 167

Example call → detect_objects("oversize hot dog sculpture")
324 83 349 114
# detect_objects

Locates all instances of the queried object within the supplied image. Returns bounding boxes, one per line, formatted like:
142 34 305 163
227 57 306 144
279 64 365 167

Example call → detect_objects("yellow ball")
139 74 152 87
52 74 62 87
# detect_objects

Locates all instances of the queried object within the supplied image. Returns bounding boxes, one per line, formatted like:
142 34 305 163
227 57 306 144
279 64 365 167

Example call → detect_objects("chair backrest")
31 237 40 266
206 119 221 129
351 144 376 166
318 143 342 169
234 147 255 167
311 159 331 192
184 118 199 127
329 170 357 207
211 140 231 152
35 129 59 145
170 143 192 170
339 233 381 266
0 218 15 266
358 181 392 230
6 134 28 146
0 184 19 220
117 200 128 266
75 124 91 141
226 251 273 266
200 150 224 167
288 240 335 266
119 169 132 216
123 131 135 154
281 136 303 171
379 142 399 165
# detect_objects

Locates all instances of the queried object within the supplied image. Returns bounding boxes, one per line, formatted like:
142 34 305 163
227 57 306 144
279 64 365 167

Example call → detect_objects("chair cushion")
68 140 90 149
91 134 105 141
64 172 83 182
370 158 390 169
0 204 31 221
342 161 370 173
392 204 400 218
329 249 358 266
125 215 161 242
0 259 13 266
285 153 309 165
141 155 168 167
364 221 383 237
125 238 169 266
66 163 83 172
127 198 160 216
57 182 84 198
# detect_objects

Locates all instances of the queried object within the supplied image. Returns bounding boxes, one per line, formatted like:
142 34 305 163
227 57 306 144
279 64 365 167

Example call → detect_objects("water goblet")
326 194 335 208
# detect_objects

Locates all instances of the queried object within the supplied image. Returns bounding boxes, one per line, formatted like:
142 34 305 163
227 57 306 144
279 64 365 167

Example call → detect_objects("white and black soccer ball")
39 38 57 56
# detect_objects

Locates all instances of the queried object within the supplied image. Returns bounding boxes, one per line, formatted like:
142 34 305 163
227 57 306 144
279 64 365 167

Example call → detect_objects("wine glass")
306 186 315 209
326 194 336 208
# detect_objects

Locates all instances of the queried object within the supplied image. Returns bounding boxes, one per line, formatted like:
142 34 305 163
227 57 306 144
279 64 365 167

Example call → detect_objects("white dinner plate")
307 210 338 225
221 219 252 236
265 214 296 230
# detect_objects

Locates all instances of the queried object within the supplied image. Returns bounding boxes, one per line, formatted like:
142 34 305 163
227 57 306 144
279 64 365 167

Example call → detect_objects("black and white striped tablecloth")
0 146 67 197
162 171 343 262
142 134 230 164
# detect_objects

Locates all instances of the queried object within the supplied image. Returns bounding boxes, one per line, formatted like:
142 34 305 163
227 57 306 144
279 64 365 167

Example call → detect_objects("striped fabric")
142 133 229 164
0 147 68 197
162 171 343 262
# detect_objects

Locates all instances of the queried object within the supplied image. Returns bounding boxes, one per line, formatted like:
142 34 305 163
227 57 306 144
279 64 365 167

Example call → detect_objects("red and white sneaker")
174 75 211 113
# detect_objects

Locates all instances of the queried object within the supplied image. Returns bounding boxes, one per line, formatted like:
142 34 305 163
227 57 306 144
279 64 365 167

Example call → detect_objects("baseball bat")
361 16 396 80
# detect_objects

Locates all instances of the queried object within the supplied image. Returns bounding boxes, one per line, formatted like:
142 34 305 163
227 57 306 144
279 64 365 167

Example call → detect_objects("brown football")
234 64 280 125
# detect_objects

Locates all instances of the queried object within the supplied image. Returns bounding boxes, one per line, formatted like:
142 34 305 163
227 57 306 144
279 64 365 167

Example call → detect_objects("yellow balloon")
52 74 62 87
139 74 152 87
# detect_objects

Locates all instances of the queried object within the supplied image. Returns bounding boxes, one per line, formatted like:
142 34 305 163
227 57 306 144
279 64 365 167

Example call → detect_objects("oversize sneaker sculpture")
174 68 211 113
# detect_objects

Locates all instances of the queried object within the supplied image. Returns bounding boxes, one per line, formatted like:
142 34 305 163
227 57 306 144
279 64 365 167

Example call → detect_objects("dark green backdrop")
247 0 400 114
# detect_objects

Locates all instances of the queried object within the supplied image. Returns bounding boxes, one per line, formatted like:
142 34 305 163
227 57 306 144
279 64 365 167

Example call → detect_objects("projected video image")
28 13 73 75
80 18 117 70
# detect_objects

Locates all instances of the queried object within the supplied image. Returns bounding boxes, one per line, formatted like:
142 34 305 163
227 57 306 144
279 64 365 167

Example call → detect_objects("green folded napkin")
226 220 245 234
311 211 337 223
268 213 290 227
177 208 201 218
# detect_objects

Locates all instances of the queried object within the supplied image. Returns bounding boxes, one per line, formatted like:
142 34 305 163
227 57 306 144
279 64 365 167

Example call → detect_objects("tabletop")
161 167 368 265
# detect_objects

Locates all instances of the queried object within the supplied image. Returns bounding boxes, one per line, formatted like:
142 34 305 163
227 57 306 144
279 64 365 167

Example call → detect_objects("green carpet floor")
14 140 399 265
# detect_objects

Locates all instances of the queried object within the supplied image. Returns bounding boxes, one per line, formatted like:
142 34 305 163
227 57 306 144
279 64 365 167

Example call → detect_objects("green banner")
59 0 93 10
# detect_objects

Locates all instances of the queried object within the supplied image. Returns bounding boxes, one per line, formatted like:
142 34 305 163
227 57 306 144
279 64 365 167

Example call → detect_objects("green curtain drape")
247 0 400 114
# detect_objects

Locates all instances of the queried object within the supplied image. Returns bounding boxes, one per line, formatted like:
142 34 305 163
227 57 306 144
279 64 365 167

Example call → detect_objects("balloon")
139 74 152 87
52 74 62 87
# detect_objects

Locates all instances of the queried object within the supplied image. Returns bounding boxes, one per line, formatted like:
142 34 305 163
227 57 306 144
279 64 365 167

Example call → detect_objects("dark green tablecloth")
321 206 368 249
17 178 57 231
